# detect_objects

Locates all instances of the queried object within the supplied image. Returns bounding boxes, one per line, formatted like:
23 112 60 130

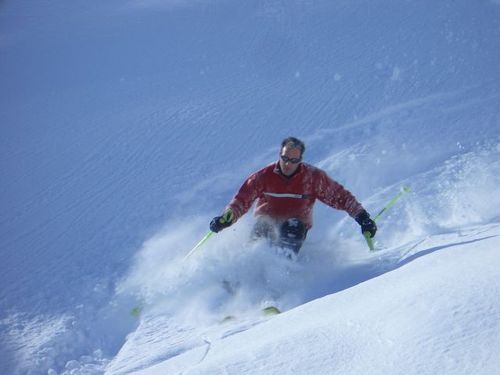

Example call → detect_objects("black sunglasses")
280 154 302 164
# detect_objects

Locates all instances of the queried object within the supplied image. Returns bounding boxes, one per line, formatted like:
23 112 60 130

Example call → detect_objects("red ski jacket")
227 162 364 229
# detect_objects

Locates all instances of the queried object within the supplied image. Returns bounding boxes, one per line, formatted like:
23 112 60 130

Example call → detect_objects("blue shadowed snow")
1 0 500 373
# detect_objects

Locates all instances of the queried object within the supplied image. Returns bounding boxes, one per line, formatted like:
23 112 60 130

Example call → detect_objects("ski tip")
262 306 281 315
130 306 142 318
402 185 411 193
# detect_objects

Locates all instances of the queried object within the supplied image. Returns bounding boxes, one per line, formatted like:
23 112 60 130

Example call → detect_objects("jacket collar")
273 161 303 179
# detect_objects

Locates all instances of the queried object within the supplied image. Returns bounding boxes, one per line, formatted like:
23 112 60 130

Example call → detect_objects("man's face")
279 145 302 176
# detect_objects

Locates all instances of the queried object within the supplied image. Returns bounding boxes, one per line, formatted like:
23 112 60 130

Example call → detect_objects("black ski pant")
251 216 308 255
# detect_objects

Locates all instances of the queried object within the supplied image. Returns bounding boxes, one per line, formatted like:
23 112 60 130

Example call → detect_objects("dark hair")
281 137 306 155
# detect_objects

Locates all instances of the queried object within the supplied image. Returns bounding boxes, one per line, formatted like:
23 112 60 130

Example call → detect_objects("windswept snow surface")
1 0 500 374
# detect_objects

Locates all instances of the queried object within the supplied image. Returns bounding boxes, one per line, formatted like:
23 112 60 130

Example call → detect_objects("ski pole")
364 185 411 251
183 209 234 260
183 231 214 260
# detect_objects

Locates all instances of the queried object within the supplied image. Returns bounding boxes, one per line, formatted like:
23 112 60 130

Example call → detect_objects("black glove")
355 210 377 238
209 209 234 233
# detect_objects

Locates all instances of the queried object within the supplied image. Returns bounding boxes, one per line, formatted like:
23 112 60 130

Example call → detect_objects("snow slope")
1 0 499 374
113 224 500 375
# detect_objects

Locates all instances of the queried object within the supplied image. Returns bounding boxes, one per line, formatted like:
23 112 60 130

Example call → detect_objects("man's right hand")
209 209 234 233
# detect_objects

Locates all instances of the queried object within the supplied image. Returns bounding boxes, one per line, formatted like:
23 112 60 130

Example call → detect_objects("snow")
132 227 500 375
1 0 500 374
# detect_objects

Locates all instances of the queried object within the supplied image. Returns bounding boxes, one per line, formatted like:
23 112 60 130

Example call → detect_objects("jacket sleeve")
314 170 364 218
226 171 264 222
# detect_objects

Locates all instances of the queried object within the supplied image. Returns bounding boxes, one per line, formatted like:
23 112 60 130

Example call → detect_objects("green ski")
262 306 281 315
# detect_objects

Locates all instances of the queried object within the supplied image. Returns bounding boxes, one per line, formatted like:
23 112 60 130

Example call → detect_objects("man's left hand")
355 210 377 238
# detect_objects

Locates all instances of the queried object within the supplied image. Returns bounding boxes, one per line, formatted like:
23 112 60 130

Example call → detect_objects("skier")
209 137 377 255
